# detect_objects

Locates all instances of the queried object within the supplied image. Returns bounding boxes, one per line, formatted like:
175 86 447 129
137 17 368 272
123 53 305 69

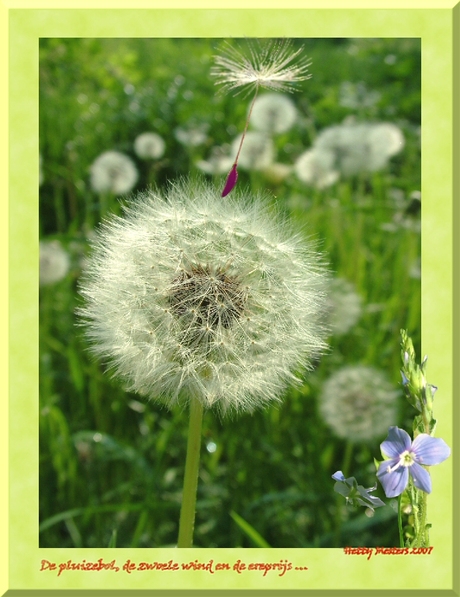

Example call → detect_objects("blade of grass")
230 510 271 548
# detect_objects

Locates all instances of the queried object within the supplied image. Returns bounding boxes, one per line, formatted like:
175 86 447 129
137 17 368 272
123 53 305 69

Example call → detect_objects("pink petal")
222 164 238 197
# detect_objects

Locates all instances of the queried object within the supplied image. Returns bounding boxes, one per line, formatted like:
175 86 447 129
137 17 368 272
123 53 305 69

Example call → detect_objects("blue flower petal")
332 471 346 482
412 434 451 466
409 462 432 493
380 427 412 459
377 460 409 498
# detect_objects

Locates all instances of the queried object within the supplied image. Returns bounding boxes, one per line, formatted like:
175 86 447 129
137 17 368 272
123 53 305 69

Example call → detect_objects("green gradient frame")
5 5 459 596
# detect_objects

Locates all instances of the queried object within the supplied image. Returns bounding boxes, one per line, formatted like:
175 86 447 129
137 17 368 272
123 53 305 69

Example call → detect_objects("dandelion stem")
221 85 260 197
233 85 260 167
177 397 204 548
333 441 353 546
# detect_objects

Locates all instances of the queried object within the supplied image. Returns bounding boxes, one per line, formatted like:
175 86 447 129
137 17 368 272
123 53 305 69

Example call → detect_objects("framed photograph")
3 1 457 595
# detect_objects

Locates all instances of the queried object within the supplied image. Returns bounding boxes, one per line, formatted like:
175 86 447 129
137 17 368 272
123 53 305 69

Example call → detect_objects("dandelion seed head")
326 278 362 336
133 132 166 160
40 240 70 286
314 122 405 177
89 150 139 195
294 149 339 189
78 177 329 415
319 366 399 442
250 92 298 134
211 39 312 97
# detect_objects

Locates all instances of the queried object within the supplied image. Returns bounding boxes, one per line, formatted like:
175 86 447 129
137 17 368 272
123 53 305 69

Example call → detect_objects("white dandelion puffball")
294 149 339 189
231 131 275 171
133 132 166 160
319 366 399 442
78 178 329 414
250 93 298 134
40 240 70 286
326 278 362 336
90 151 139 195
314 122 405 177
368 123 405 158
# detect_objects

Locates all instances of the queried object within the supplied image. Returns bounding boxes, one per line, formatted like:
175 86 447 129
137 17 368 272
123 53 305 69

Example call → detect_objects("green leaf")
230 511 271 548
108 529 117 548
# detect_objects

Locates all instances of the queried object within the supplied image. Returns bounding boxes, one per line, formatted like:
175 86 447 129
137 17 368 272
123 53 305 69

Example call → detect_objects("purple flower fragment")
332 471 385 512
377 426 450 498
222 163 238 197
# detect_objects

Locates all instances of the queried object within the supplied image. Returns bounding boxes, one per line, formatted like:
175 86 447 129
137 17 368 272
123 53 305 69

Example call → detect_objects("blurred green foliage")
39 37 421 548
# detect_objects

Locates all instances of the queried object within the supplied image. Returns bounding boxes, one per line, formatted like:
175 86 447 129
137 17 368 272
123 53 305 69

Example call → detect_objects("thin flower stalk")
177 397 203 548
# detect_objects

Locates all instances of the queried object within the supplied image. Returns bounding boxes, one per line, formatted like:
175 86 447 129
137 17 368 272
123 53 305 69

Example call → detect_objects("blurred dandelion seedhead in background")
295 121 405 188
133 132 166 160
326 277 362 336
40 240 70 286
315 121 404 176
249 92 298 134
319 366 400 442
294 149 340 189
78 178 329 415
89 150 139 195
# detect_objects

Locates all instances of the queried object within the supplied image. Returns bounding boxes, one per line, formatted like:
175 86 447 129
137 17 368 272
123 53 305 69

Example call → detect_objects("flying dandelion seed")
211 39 312 97
211 39 311 196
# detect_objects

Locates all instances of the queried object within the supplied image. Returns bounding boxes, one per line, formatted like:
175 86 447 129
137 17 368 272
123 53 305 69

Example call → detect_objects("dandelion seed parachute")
78 178 329 415
211 39 311 196
211 39 312 97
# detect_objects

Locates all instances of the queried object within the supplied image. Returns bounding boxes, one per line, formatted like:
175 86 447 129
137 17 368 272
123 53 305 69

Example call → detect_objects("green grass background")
38 36 421 550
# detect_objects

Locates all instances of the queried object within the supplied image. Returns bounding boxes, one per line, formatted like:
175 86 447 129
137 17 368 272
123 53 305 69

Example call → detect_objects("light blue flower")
377 427 450 498
332 471 385 511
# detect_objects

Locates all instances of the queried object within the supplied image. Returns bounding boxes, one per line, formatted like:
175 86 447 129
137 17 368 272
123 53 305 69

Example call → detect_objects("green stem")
416 485 429 547
177 397 204 548
397 494 404 547
232 84 260 167
333 441 354 546
341 441 353 477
